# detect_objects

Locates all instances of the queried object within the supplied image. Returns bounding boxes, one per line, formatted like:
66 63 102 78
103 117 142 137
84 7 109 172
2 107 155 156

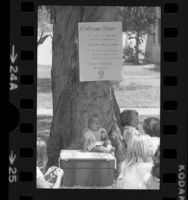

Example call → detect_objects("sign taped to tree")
78 22 123 82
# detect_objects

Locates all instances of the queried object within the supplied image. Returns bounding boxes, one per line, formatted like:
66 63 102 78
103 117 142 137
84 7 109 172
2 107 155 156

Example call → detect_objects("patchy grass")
37 79 160 110
121 64 160 77
38 64 51 79
114 86 160 108
37 115 52 141
37 64 160 110
148 64 160 72
112 65 160 108
113 82 152 91
37 78 51 93
37 92 52 109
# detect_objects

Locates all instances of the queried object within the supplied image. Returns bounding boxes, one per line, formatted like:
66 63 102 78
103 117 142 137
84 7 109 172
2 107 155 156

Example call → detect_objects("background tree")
47 6 125 166
38 6 53 46
118 7 158 64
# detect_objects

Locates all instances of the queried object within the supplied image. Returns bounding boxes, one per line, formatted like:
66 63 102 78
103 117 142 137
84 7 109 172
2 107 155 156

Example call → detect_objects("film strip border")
9 1 187 200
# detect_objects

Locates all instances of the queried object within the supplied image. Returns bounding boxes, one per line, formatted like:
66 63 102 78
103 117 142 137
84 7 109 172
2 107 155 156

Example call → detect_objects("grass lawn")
37 78 51 93
37 115 52 141
37 64 160 110
114 86 160 108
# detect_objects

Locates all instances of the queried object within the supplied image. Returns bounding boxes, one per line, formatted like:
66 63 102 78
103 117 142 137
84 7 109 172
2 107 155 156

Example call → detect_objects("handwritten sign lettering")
78 22 122 82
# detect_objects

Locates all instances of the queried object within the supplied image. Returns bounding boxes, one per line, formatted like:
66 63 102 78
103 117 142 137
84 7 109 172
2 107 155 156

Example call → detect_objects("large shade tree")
47 6 126 166
118 7 158 64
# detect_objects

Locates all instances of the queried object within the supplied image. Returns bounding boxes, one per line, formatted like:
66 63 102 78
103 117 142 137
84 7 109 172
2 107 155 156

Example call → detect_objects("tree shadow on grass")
37 115 52 141
37 78 51 93
113 82 152 91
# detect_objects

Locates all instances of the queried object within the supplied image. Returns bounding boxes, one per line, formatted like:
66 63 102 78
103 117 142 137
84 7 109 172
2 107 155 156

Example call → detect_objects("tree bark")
47 6 123 166
134 31 140 64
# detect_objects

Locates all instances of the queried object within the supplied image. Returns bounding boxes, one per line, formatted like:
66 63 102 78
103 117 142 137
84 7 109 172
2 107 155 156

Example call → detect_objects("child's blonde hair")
123 126 140 147
124 134 153 170
37 137 48 173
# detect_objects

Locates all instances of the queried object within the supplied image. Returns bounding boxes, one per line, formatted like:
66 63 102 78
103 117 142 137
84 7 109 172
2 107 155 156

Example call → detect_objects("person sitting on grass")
143 117 160 154
116 134 154 189
37 137 64 188
145 145 160 189
120 109 141 148
83 114 115 153
109 123 126 178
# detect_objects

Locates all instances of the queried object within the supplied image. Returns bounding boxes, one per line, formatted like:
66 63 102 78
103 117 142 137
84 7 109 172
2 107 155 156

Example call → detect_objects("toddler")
83 114 115 153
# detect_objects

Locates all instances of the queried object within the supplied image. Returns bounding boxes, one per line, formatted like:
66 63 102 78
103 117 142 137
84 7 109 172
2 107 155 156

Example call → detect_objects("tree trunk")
134 31 140 64
47 6 123 166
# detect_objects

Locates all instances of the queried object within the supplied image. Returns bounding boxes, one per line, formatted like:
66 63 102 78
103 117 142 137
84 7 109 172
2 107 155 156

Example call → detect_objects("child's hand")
103 140 110 147
45 166 57 176
55 168 64 178
117 173 123 180
101 128 107 139
47 181 54 188
101 128 107 133
44 166 58 180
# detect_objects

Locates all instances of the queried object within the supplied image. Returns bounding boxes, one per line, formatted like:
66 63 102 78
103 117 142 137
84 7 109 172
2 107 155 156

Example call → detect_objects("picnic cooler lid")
59 150 116 169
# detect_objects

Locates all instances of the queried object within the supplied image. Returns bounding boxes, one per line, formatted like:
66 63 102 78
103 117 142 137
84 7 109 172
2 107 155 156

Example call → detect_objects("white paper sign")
78 22 122 82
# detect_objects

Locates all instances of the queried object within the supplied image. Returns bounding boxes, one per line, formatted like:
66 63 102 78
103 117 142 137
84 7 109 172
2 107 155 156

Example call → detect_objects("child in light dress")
143 117 160 154
145 145 160 189
116 134 154 189
109 123 126 178
83 114 115 153
37 137 64 188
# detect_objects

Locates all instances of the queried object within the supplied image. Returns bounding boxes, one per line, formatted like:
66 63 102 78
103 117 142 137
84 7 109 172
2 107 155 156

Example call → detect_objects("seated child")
116 134 154 189
109 123 126 178
143 117 160 154
145 145 160 189
83 114 115 153
143 117 160 137
120 109 141 147
37 137 64 188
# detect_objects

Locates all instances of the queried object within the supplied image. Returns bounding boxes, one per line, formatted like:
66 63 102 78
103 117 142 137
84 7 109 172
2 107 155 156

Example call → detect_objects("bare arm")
52 168 64 189
52 175 62 189
37 167 63 189
91 145 108 153
37 176 51 188
37 174 62 189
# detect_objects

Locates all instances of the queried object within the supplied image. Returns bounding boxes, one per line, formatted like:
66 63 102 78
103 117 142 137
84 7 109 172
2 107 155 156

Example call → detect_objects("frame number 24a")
10 45 18 91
